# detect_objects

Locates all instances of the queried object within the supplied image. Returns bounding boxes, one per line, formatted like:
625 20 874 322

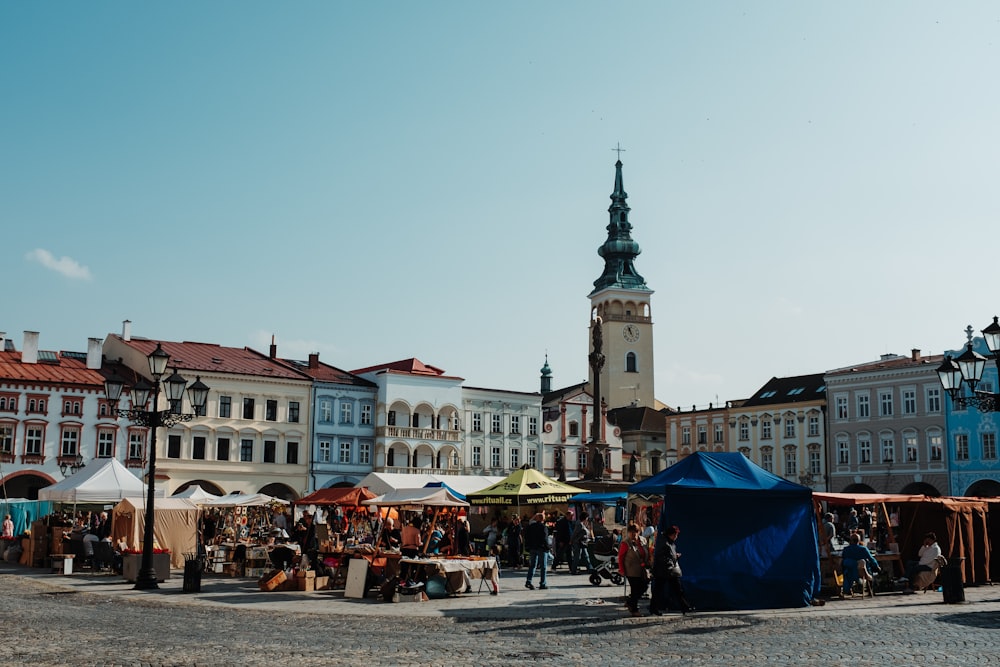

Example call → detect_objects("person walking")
618 524 649 617
659 524 693 613
524 512 549 590
554 511 573 570
570 516 593 574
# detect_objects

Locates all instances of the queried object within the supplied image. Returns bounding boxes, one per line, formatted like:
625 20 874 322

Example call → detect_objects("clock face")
623 324 640 343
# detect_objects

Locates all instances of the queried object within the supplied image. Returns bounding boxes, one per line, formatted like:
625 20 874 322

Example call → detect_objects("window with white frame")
359 441 371 464
715 424 724 443
739 421 749 441
982 432 997 460
61 428 79 456
577 449 587 471
760 448 773 473
286 442 298 464
320 399 332 422
129 432 145 461
263 440 276 463
361 404 373 425
318 440 331 463
838 438 850 465
859 436 872 464
929 432 943 461
784 449 797 476
809 450 822 475
510 415 520 435
905 434 918 462
881 435 894 463
341 402 352 424
219 395 231 418
472 413 482 432
682 427 691 445
857 394 870 418
510 448 520 469
761 420 772 439
836 396 848 420
697 426 707 445
956 433 970 460
491 414 502 434
339 440 352 463
903 389 917 415
568 421 579 438
288 401 300 423
528 416 538 436
879 391 893 417
472 445 482 467
240 439 253 462
926 387 941 413
785 420 796 438
0 423 13 454
387 410 396 426
25 426 42 456
97 430 114 458
527 448 537 468
808 415 820 437
491 446 501 468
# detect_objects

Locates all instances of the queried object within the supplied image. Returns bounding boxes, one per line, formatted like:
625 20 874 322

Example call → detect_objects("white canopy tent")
363 487 469 510
201 492 289 508
38 458 163 504
172 485 221 504
355 472 503 497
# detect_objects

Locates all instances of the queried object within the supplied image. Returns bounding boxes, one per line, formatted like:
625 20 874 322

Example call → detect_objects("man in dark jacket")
524 512 549 590
554 511 573 570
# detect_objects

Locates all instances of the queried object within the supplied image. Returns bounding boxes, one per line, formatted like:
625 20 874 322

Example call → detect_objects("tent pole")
421 507 440 555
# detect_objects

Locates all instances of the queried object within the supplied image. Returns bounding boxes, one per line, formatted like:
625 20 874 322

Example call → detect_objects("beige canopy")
112 496 200 569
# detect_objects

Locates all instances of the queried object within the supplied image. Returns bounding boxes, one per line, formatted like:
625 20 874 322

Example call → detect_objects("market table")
399 556 499 596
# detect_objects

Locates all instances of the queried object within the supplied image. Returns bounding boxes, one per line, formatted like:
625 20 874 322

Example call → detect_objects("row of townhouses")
3 159 997 499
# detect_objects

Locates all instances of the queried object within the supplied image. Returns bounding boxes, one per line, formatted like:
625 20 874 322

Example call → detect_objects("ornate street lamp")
936 317 1000 412
59 453 85 476
104 343 209 590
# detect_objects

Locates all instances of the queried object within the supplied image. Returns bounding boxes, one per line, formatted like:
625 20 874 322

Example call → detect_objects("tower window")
625 352 637 373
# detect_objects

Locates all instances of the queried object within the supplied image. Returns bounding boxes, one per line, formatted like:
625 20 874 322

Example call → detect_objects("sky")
3 3 1000 409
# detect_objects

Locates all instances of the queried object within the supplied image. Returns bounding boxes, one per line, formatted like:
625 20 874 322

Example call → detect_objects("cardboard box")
258 569 287 592
296 570 316 592
314 576 329 590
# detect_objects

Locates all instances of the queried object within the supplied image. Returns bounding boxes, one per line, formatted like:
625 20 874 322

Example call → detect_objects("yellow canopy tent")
466 464 587 510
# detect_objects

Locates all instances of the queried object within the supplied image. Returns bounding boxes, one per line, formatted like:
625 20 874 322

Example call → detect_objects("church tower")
588 159 654 410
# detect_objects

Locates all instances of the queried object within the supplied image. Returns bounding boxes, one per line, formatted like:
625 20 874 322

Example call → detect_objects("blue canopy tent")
567 491 628 525
630 452 820 610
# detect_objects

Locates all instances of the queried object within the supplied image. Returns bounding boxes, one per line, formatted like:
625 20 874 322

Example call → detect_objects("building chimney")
269 334 277 359
87 337 103 370
911 348 921 362
308 352 319 369
0 332 5 352
122 320 132 342
22 331 39 364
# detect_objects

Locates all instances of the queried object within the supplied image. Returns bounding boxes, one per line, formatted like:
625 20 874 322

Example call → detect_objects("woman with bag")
617 524 650 617
657 524 694 614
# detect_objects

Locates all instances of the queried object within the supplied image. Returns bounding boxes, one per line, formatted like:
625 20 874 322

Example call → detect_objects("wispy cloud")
25 248 92 281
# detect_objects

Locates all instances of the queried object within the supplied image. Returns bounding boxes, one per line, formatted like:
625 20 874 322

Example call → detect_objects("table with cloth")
399 556 499 596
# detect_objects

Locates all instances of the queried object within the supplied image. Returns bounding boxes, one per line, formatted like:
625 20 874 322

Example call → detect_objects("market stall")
38 458 162 504
112 496 200 570
362 487 497 598
199 492 291 577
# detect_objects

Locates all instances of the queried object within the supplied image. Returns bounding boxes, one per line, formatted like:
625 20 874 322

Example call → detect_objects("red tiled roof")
0 351 105 387
281 358 376 387
350 358 460 379
108 335 309 380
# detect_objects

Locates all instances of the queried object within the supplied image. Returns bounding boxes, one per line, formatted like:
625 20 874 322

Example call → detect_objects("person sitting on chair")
901 532 942 593
839 533 879 598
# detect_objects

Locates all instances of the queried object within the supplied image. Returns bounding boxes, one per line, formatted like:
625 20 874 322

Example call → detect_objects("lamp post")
936 316 1000 413
104 343 209 590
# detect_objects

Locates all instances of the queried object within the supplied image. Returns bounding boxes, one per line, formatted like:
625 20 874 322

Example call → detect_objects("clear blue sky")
3 3 999 408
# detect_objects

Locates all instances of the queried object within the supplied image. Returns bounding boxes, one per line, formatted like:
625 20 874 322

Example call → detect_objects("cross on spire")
966 324 975 343
612 142 626 160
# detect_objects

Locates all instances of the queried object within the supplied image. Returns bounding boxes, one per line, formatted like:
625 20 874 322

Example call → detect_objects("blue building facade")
944 335 1000 497
283 353 378 491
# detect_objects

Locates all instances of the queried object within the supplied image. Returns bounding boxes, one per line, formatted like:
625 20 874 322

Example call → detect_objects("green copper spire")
590 160 649 295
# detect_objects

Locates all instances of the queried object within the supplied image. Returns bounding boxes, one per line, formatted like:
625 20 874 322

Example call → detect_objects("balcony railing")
381 466 465 475
377 426 462 442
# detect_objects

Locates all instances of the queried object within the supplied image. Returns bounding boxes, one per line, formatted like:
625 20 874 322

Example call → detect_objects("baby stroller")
588 535 624 586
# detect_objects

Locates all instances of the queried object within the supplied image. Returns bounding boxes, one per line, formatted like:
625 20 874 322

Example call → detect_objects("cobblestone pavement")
3 562 1000 666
